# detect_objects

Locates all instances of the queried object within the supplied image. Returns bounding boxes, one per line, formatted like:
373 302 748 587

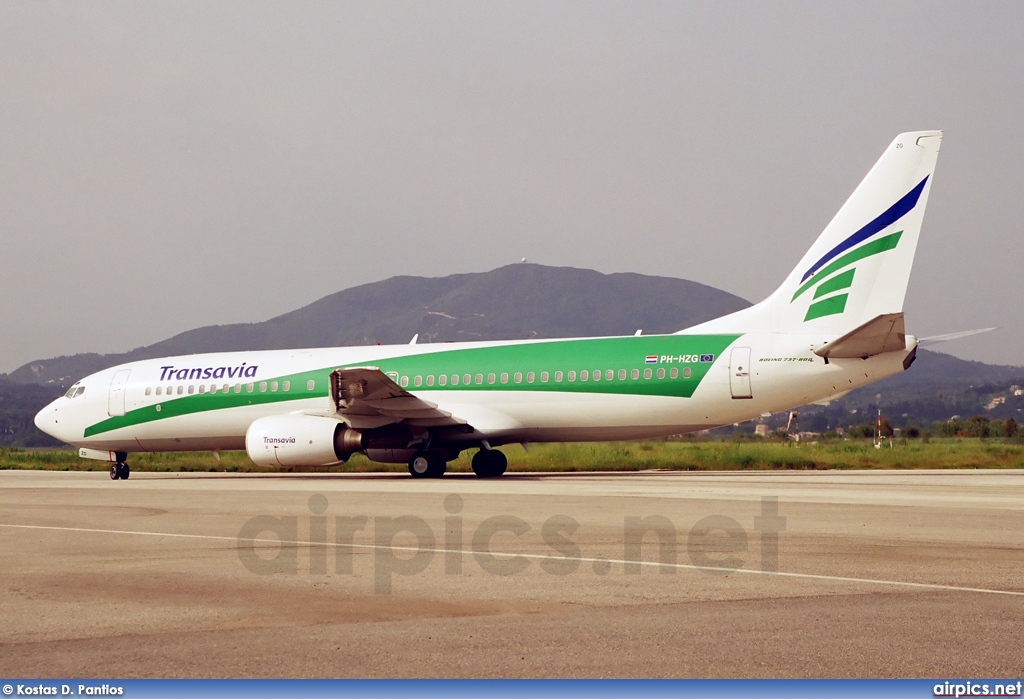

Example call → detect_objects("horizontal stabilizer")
919 327 997 346
814 313 907 359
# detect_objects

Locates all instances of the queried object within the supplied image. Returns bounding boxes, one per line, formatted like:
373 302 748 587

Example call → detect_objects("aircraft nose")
34 400 61 439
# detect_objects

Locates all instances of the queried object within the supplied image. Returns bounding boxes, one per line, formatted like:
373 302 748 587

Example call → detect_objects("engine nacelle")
364 448 418 464
245 414 364 467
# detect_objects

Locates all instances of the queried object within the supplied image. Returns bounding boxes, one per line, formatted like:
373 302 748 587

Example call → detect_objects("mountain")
6 264 750 387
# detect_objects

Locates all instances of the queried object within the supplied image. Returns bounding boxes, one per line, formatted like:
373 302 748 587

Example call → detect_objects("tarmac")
1 468 1021 678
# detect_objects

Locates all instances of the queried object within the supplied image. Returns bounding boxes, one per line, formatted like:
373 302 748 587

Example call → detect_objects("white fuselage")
35 331 911 457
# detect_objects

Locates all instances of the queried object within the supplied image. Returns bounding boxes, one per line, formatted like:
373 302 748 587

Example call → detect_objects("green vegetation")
4 437 1023 474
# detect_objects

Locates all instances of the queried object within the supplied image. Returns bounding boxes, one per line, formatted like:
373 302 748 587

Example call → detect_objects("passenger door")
108 369 131 417
729 347 752 399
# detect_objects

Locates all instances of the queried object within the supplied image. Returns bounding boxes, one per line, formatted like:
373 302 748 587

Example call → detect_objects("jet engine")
245 414 364 467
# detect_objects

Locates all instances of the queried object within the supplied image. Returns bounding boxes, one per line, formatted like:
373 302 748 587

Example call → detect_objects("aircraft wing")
328 367 469 430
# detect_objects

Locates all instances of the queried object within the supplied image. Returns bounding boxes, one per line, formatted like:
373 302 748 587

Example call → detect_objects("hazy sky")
2 1 1022 373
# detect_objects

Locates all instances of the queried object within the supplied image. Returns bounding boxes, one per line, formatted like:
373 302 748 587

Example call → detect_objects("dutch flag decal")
645 355 658 364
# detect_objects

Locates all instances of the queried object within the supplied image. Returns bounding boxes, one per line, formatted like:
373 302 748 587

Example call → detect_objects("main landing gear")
109 461 130 480
471 448 507 478
406 447 508 478
408 450 447 478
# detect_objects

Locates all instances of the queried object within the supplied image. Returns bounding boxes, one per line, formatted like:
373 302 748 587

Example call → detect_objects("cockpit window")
64 385 86 399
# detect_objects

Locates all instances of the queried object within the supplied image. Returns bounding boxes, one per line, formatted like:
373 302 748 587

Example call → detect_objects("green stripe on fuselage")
83 334 741 438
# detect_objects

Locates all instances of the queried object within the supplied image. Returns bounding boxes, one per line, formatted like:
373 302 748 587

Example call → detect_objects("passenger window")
643 368 653 380
618 369 626 380
451 374 459 386
414 376 422 387
581 370 589 381
683 368 691 379
146 387 153 396
555 371 563 382
631 369 640 380
223 384 230 393
271 381 278 392
606 369 614 381
188 385 195 395
246 383 253 393
426 375 435 386
500 373 509 384
540 371 548 383
177 385 184 395
463 374 471 385
475 374 483 385
568 371 576 382
400 376 409 387
259 382 267 392
514 372 522 383
307 380 315 391
235 384 242 393
210 384 218 394
156 386 162 396
439 375 447 386
670 368 678 379
198 385 206 394
527 372 535 383
657 368 666 379
488 373 496 384
592 370 600 382
282 381 290 392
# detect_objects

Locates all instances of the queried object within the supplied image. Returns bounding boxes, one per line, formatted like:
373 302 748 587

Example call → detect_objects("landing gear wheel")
110 463 119 480
408 450 446 478
117 462 130 480
472 448 507 478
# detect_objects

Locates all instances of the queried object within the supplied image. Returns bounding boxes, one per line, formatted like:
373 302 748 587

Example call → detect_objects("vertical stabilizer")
685 131 941 336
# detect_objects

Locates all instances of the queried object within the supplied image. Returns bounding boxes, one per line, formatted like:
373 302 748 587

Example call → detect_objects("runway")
1 469 1022 678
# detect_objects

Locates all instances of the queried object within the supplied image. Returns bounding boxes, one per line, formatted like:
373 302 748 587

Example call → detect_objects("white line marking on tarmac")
3 522 1023 598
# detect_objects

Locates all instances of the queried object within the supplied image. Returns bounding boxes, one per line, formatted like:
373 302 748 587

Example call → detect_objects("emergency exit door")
730 347 752 399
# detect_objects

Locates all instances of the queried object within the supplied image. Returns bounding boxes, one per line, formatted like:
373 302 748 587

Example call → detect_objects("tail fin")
687 131 941 336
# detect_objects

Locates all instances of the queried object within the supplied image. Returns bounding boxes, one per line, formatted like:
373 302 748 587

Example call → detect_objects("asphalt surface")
1 468 1021 678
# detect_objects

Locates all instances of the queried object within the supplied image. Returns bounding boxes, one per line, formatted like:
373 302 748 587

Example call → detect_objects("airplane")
35 131 942 481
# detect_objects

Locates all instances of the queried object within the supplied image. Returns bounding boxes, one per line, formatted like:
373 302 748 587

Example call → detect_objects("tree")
1003 417 1018 438
962 415 991 438
848 424 875 439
